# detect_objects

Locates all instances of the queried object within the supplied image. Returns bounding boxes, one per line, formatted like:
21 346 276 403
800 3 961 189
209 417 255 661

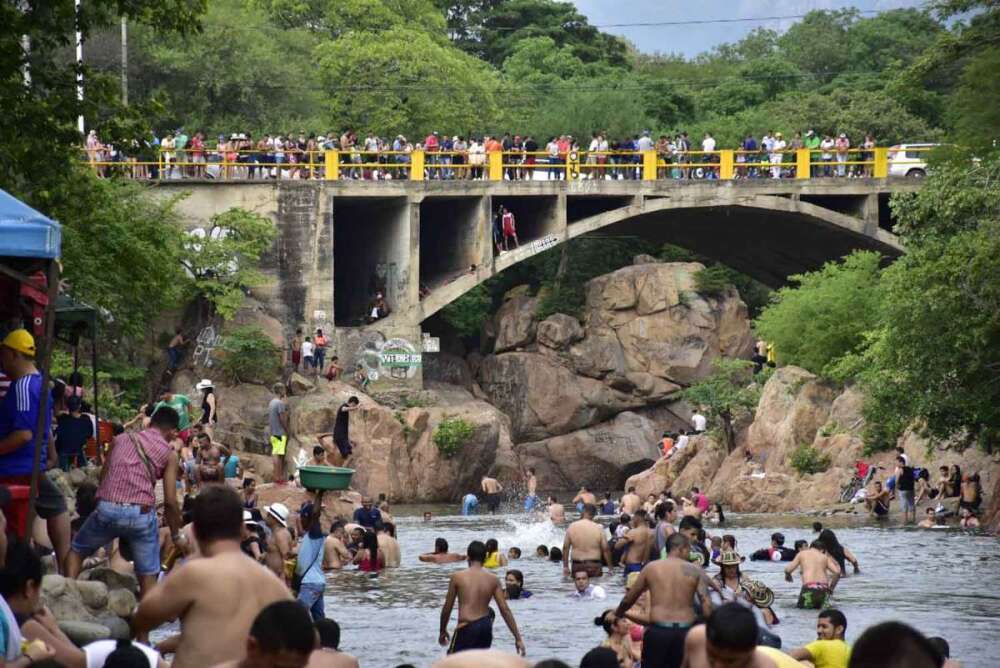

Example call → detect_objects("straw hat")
719 551 743 567
745 579 775 608
266 503 289 527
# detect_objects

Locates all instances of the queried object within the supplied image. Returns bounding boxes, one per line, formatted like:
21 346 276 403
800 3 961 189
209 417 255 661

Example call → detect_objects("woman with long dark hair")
196 379 218 438
354 530 384 573
817 529 860 574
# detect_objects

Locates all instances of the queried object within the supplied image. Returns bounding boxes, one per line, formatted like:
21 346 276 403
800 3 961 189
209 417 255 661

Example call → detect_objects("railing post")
642 150 657 181
873 147 888 178
719 150 734 180
796 148 810 180
411 150 425 181
324 150 339 180
488 151 502 181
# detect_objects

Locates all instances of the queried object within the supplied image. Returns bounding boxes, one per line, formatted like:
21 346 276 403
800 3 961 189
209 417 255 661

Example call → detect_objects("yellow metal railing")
80 145 933 182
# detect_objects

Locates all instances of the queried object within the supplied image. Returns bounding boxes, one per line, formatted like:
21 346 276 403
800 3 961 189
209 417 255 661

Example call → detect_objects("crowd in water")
0 327 980 667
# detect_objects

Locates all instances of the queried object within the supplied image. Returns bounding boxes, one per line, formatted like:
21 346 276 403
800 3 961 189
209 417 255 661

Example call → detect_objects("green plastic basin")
299 465 355 491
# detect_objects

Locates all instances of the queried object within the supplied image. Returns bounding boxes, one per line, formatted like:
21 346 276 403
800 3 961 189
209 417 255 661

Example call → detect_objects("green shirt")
155 394 192 429
805 639 851 668
805 136 821 150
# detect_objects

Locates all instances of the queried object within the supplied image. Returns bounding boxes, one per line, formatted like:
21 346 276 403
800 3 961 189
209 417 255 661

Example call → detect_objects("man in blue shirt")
0 329 70 570
352 496 381 529
296 498 327 620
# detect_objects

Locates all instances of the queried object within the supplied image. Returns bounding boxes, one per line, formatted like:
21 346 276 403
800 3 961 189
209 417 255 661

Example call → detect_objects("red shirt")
425 135 439 151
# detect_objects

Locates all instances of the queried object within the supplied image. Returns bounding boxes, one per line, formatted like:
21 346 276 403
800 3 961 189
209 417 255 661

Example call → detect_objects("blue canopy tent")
0 188 62 539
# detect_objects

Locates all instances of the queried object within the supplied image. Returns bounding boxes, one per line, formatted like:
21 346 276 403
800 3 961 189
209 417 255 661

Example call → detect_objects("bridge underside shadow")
582 204 901 288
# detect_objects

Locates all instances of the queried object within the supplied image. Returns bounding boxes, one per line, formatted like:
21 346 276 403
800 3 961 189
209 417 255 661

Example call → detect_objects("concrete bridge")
160 178 915 389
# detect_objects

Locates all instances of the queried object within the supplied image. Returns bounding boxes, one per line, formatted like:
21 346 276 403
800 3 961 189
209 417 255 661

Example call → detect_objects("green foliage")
789 443 832 475
680 359 759 452
49 350 147 422
433 416 475 458
755 252 883 378
217 325 282 384
693 265 733 296
181 207 278 319
129 0 324 133
315 27 501 137
441 284 493 338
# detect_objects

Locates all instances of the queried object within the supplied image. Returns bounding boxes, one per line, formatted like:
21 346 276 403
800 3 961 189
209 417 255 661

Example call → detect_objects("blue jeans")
71 501 161 575
297 583 325 621
58 450 84 472
167 346 180 369
315 347 326 371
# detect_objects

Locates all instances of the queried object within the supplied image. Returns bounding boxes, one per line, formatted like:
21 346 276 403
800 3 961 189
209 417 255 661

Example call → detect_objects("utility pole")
120 16 128 105
75 0 84 134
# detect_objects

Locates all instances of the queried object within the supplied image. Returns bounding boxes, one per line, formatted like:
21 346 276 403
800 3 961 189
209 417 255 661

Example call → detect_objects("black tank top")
898 466 915 492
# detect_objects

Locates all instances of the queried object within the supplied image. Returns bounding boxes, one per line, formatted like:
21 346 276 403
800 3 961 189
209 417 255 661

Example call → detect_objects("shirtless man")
620 487 641 515
681 603 778 668
784 540 842 609
438 541 526 656
134 486 292 668
614 533 712 668
573 486 597 512
547 495 565 523
620 509 653 579
420 537 466 564
865 481 891 519
323 522 352 570
263 503 293 582
481 476 503 514
562 504 612 578
376 523 401 567
917 508 939 529
307 619 360 668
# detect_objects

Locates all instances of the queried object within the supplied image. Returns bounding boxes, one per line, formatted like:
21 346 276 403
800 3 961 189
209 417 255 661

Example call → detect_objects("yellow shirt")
757 647 807 668
804 639 851 668
483 552 500 568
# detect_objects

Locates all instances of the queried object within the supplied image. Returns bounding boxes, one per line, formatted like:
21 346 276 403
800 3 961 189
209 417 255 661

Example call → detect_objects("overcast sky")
571 0 927 57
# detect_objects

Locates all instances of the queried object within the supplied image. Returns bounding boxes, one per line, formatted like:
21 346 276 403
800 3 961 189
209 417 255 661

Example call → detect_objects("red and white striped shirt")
97 428 173 507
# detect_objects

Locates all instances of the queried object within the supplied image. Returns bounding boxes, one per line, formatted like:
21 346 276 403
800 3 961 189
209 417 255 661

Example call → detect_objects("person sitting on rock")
749 533 797 562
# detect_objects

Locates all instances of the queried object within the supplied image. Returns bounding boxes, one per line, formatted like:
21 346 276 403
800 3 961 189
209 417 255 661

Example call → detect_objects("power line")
527 10 882 31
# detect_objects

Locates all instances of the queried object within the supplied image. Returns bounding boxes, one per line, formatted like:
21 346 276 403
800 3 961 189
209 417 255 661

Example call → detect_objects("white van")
887 143 938 178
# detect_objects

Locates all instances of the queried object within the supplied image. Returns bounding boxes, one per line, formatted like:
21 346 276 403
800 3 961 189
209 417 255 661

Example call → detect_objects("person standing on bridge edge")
500 206 519 251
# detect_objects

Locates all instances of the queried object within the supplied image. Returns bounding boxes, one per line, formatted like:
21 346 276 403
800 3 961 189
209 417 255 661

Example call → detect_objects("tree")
680 359 760 453
777 9 858 84
315 27 501 137
839 154 1000 452
754 251 883 378
181 207 278 319
128 0 324 134
441 284 493 338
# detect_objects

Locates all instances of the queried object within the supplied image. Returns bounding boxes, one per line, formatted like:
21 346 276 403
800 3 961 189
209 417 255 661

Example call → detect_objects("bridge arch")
419 193 902 321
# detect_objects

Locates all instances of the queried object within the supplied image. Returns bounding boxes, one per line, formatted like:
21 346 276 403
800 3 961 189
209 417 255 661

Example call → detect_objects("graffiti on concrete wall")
354 331 421 383
193 325 225 368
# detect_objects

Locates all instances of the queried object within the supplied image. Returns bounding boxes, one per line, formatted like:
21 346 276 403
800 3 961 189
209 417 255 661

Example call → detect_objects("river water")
308 505 1000 667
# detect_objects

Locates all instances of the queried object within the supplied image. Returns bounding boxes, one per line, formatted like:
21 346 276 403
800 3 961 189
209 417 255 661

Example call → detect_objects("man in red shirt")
425 132 440 179
500 206 519 251
65 405 184 598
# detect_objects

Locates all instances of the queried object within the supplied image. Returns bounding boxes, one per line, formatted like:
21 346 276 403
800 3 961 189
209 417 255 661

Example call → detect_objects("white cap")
266 503 289 527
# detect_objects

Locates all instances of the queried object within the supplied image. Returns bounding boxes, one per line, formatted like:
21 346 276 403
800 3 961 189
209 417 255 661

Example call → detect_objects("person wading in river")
620 509 653 579
438 540 525 656
563 504 612 578
784 540 841 609
614 533 712 668
481 476 503 514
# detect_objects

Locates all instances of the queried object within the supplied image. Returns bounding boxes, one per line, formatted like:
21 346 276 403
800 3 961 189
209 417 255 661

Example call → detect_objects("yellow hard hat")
2 329 35 357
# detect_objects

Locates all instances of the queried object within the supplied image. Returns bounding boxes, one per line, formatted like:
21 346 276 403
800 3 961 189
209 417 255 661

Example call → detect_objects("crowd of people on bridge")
82 126 885 182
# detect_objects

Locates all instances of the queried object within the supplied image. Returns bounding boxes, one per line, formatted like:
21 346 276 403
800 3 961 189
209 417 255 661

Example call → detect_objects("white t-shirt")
702 137 716 152
676 434 689 450
301 340 315 358
84 640 160 668
692 413 707 431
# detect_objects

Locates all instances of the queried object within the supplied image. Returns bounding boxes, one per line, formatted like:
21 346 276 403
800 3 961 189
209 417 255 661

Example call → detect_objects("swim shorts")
797 583 831 609
623 562 643 578
898 490 915 511
643 623 691 668
270 435 288 457
485 493 500 512
448 614 493 654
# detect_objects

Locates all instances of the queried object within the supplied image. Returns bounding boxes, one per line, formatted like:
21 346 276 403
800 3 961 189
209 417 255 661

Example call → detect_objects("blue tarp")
0 189 61 259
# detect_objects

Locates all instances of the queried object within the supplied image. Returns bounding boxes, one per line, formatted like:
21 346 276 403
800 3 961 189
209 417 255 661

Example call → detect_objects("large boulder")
494 295 539 352
478 353 644 442
517 412 661 490
537 314 584 350
290 383 510 502
582 262 754 385
424 352 475 389
624 435 721 497
211 381 275 455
